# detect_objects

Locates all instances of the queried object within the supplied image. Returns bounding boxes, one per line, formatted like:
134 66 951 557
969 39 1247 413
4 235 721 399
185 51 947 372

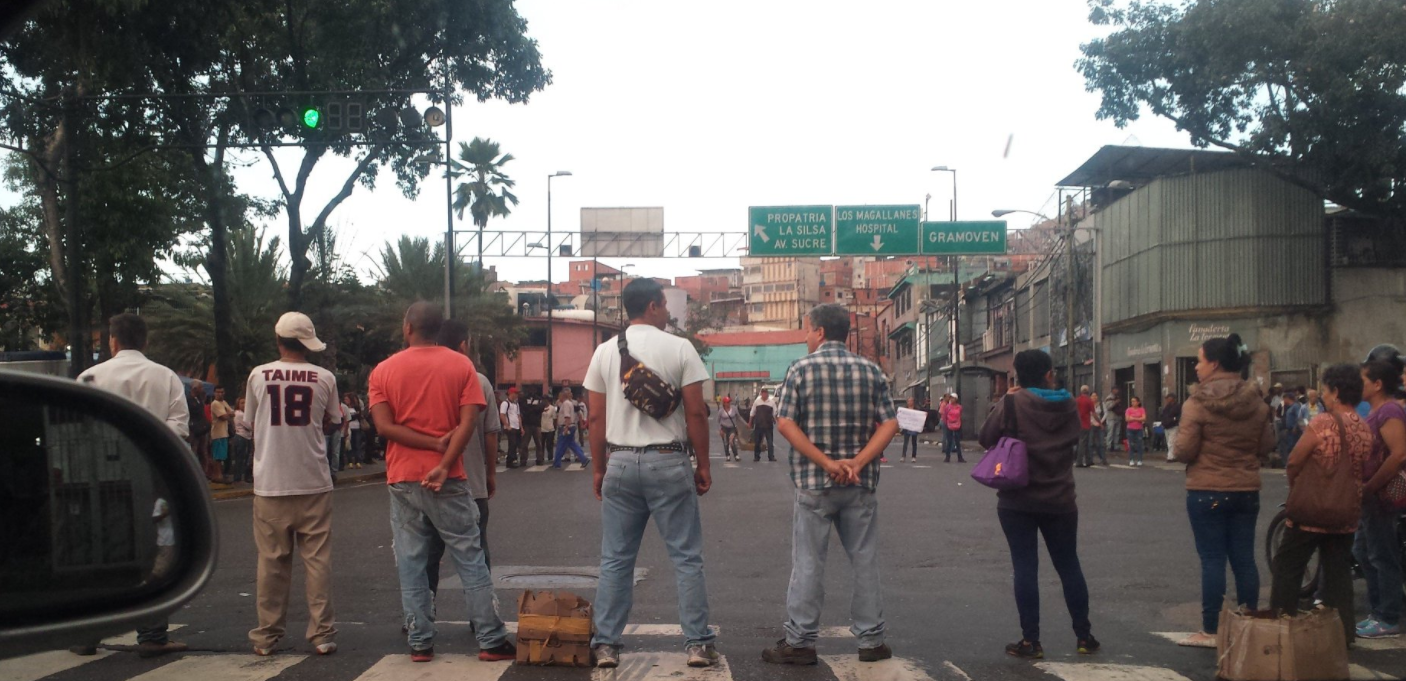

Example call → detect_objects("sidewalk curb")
210 471 386 501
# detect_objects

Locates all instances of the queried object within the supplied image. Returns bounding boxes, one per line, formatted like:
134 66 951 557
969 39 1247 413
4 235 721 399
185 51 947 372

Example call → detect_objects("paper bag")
514 590 595 667
1216 606 1348 681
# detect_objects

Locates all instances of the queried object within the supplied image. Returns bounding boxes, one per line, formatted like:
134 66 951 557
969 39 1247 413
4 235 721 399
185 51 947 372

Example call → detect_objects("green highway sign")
834 205 921 255
748 205 833 256
922 220 1008 255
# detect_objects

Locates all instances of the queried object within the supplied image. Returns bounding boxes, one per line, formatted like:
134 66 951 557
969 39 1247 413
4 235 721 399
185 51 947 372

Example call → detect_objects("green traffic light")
300 107 321 129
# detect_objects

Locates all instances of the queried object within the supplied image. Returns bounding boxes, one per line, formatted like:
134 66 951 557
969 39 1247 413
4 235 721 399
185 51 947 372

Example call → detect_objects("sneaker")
410 647 434 662
880 457 888 463
253 645 276 657
761 639 818 665
1358 616 1376 629
579 461 590 469
69 645 98 656
1358 620 1402 639
478 641 516 662
686 643 720 667
1077 636 1100 655
1177 631 1216 648
315 642 337 656
593 644 620 668
1005 639 1043 659
858 643 893 662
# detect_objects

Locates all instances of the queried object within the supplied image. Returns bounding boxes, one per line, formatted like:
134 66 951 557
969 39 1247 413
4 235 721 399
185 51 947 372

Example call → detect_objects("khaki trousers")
250 492 336 648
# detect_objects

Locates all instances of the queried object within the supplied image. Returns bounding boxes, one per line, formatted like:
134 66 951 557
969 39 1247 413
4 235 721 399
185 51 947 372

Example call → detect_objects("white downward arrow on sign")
870 234 884 251
753 224 771 243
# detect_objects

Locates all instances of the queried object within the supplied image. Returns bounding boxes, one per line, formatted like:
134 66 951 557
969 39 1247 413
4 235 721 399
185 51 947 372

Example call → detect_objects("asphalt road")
9 433 1406 681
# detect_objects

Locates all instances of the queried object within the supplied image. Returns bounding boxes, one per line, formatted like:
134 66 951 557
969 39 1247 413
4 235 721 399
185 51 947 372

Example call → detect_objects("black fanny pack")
619 333 682 420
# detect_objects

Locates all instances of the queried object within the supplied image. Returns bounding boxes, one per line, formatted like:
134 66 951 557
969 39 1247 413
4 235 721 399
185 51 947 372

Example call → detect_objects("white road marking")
1357 636 1406 651
912 465 932 469
128 654 305 681
592 652 732 680
820 626 853 638
524 465 550 473
1350 664 1402 680
723 463 740 469
0 650 116 681
434 622 704 636
822 654 938 681
495 465 507 473
1149 631 1194 645
942 661 973 681
1035 662 1193 681
103 624 188 646
352 654 511 681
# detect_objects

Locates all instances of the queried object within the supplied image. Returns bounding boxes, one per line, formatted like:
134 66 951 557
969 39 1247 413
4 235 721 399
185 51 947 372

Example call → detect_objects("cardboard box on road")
515 590 594 667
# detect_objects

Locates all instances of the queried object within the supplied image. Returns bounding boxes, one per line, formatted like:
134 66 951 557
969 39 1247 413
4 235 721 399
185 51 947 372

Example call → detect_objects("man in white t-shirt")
75 313 190 658
244 312 342 657
499 387 523 467
583 278 717 668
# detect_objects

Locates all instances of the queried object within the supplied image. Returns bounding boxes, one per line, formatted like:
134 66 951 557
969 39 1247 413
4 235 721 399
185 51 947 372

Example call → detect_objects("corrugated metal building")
1059 145 1406 404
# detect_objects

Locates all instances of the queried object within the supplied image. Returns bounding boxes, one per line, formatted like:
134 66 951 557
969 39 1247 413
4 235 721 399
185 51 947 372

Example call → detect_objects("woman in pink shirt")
1125 397 1148 466
944 394 965 463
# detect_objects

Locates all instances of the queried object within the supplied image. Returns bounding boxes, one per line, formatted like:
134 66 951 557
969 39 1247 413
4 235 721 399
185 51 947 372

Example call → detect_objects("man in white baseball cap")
274 311 327 352
244 311 342 657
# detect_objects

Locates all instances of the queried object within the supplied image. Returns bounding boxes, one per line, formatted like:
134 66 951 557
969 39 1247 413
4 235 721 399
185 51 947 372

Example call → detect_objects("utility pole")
443 67 455 318
1063 191 1076 391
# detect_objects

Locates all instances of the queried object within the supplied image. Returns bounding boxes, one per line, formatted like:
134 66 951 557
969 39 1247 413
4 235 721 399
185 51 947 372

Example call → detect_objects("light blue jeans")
785 486 886 649
593 448 714 648
326 433 342 477
388 480 508 651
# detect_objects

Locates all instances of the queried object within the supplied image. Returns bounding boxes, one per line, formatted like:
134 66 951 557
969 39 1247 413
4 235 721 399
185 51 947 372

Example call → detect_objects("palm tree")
449 137 518 262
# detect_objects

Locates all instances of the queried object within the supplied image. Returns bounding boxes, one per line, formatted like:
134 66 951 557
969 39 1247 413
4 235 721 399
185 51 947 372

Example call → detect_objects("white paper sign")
897 407 928 432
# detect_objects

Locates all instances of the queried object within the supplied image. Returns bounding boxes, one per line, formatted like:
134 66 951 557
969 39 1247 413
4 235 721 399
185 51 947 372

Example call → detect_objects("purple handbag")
971 394 1029 490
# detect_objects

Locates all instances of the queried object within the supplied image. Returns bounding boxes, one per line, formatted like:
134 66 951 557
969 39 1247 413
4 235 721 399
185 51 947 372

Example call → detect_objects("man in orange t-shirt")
367 302 514 663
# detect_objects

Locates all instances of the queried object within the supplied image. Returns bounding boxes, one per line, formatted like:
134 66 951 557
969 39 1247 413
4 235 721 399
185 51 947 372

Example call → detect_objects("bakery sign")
1187 323 1232 343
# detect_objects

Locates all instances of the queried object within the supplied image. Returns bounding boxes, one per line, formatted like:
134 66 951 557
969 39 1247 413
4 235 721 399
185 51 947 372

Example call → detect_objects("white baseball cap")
275 312 326 352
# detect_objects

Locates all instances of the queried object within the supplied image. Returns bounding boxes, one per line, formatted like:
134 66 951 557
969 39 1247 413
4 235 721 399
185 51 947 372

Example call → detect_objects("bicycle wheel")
1265 508 1321 600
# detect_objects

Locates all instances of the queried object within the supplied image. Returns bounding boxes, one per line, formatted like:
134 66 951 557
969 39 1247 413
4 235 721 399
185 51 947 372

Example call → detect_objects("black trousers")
1269 525 1355 646
997 507 1092 643
754 426 775 460
427 498 492 594
505 429 523 466
523 428 545 464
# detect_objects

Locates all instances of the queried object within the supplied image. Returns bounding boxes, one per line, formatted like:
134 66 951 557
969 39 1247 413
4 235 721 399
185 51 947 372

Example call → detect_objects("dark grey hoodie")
979 389 1082 513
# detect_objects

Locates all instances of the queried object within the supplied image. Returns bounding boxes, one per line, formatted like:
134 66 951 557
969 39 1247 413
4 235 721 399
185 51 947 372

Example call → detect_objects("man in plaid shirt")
762 304 900 665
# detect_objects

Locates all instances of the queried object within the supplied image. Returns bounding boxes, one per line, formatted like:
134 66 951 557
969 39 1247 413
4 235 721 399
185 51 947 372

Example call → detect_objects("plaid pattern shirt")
775 341 898 491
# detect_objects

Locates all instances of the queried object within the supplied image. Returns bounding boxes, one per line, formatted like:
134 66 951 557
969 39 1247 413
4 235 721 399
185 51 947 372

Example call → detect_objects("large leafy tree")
1077 0 1406 220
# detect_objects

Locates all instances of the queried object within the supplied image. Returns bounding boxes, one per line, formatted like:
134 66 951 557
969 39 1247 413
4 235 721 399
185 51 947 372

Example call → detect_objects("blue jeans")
1090 426 1106 464
1127 429 1144 463
1186 490 1260 633
1354 498 1404 626
997 508 1091 644
785 487 885 649
593 448 713 648
943 428 962 459
326 433 342 477
901 431 919 458
388 480 508 651
553 427 589 467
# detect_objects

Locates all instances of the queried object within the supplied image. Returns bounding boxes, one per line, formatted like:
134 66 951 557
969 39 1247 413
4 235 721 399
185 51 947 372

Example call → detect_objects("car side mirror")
0 370 217 655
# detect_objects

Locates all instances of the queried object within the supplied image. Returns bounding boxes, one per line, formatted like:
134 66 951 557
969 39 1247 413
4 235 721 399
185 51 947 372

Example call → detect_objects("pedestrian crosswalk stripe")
524 465 550 473
1035 662 1193 681
723 463 740 469
0 649 117 681
941 660 973 680
103 624 188 646
496 465 508 473
591 652 732 680
127 654 304 681
821 654 939 681
351 654 510 681
1354 636 1406 651
912 465 932 469
1350 663 1402 680
435 622 704 637
820 626 853 638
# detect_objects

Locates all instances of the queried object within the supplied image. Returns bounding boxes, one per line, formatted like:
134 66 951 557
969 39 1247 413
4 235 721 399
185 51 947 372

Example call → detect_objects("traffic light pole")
442 72 455 319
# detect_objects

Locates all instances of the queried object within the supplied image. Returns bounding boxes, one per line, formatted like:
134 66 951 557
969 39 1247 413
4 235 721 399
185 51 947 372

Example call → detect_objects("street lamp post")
546 171 572 392
932 166 959 402
617 264 635 326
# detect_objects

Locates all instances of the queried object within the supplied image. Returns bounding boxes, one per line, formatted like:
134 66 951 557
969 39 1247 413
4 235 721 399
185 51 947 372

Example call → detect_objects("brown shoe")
761 639 818 665
137 641 188 658
859 643 892 662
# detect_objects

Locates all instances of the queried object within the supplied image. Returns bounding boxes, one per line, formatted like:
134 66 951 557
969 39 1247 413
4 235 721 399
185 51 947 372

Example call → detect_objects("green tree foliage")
1078 0 1406 220
144 227 287 391
451 137 519 232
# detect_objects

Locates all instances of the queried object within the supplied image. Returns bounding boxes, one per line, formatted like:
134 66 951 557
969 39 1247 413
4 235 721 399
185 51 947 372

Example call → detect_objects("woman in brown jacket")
1172 333 1275 648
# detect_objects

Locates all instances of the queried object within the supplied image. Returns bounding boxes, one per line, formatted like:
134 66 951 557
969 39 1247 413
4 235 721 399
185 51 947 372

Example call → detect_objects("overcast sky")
18 1 1201 285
